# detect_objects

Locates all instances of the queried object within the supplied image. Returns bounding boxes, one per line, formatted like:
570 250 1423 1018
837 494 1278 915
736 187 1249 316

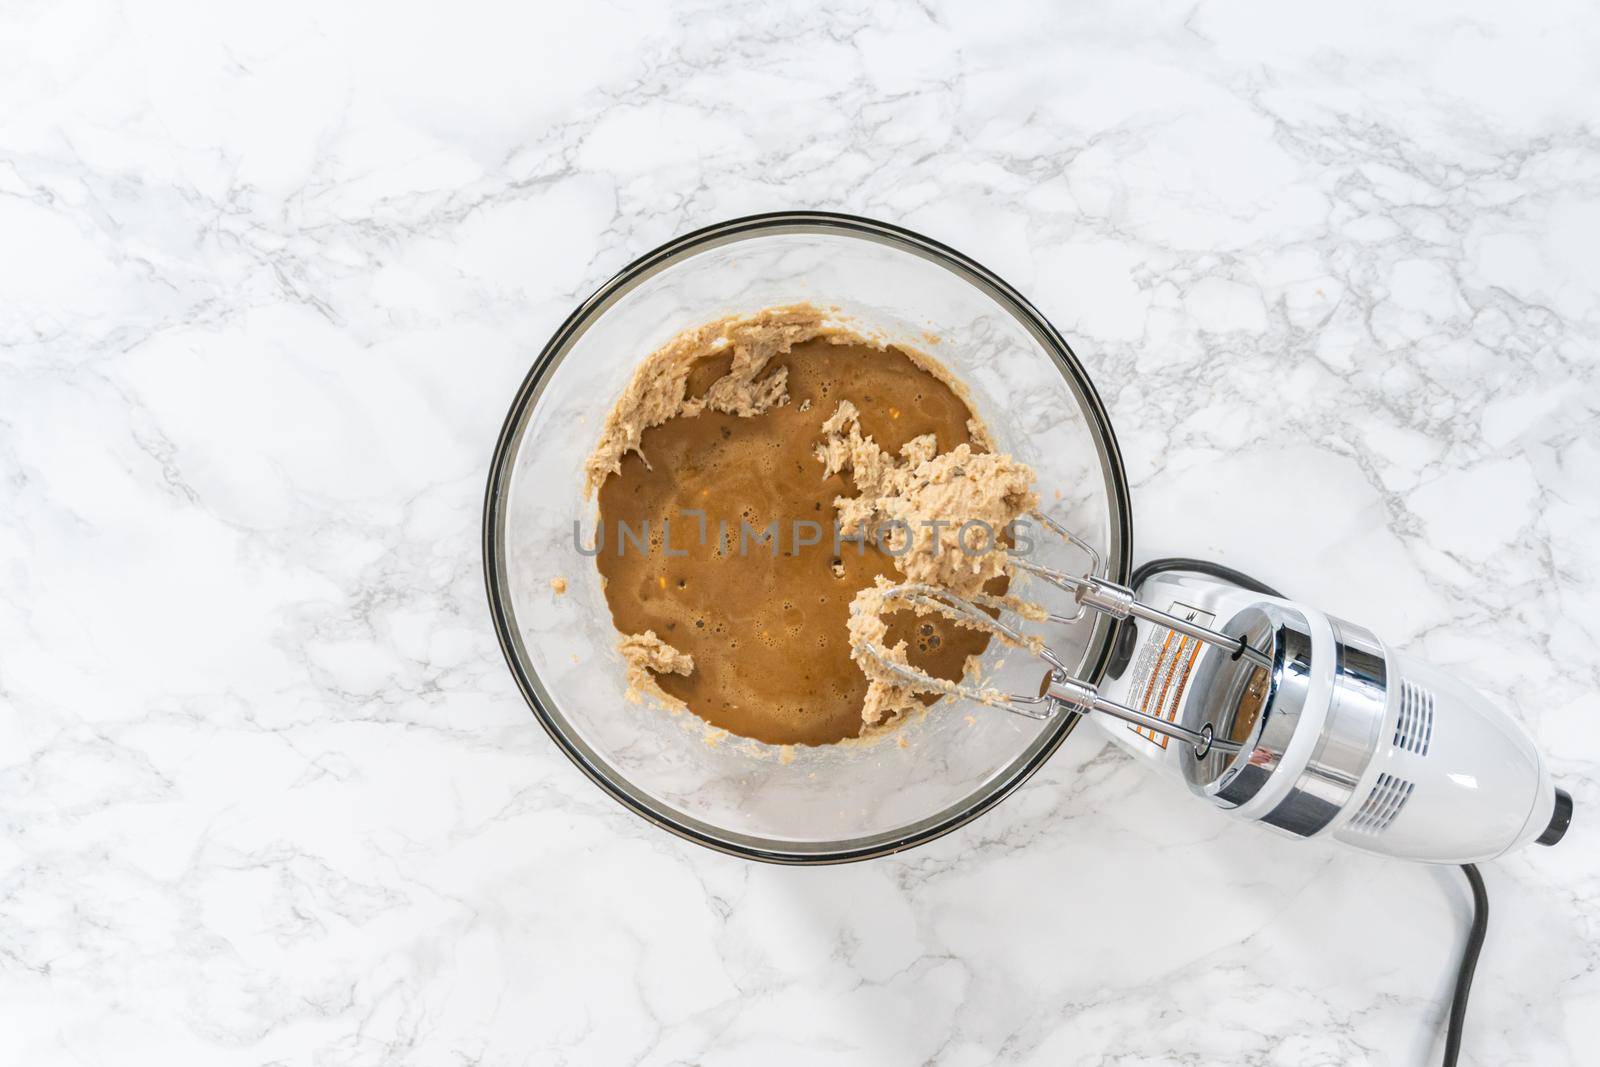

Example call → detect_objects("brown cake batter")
590 307 1025 746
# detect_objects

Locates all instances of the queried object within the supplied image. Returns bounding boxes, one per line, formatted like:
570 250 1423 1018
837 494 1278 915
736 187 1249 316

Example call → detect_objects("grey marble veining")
2 1 1597 1064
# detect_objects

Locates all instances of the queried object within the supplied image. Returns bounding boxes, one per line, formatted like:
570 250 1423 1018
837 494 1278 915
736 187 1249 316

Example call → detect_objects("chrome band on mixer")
1259 617 1388 837
1184 603 1315 809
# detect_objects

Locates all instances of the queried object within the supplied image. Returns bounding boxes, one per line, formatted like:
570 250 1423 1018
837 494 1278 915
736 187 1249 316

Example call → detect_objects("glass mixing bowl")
484 212 1132 863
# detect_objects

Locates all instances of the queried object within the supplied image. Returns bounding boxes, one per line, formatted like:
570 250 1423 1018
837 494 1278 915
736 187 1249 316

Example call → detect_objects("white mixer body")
1094 572 1566 865
1338 651 1556 862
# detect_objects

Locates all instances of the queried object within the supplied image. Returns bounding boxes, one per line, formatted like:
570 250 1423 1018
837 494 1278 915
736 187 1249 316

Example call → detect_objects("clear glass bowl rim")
482 210 1134 864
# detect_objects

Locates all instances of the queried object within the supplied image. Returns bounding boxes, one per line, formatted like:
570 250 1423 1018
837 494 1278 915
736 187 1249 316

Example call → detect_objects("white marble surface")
3 1 1598 1063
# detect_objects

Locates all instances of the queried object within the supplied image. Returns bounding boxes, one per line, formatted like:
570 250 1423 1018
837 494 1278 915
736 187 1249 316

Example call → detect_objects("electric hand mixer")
855 515 1573 865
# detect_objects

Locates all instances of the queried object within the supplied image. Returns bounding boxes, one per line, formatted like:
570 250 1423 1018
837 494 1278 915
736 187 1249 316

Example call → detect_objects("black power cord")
1130 556 1287 601
1443 863 1488 1067
1126 558 1487 1067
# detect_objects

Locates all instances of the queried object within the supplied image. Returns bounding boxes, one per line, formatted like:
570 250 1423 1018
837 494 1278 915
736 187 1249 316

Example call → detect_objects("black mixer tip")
1537 788 1574 846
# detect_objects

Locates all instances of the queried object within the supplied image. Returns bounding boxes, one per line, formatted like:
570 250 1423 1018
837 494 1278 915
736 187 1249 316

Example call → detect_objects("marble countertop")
4 1 1598 1064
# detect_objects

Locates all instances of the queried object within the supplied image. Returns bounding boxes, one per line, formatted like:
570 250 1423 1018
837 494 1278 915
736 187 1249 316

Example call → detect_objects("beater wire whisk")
852 513 1271 757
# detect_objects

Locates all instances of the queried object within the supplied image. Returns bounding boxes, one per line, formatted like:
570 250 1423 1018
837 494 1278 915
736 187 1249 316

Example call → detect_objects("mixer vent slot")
1349 773 1415 835
1393 680 1434 756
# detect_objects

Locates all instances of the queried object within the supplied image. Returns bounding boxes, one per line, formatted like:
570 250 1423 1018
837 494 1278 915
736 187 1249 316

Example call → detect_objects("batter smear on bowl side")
586 305 1037 746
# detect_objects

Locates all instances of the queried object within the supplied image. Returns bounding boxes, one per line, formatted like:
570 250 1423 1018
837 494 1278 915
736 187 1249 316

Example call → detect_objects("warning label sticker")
1124 600 1215 749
